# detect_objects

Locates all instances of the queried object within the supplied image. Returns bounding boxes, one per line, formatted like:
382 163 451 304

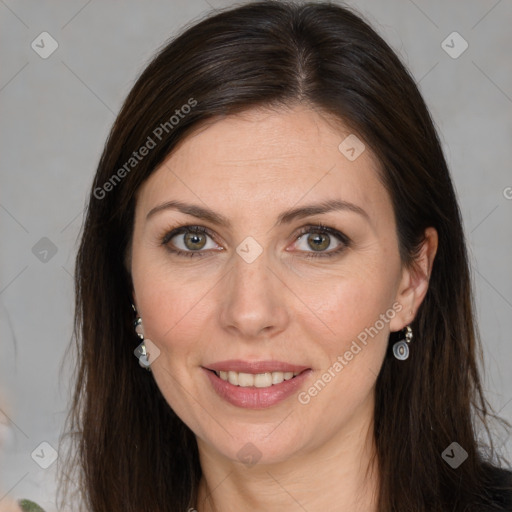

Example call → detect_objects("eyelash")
159 223 350 259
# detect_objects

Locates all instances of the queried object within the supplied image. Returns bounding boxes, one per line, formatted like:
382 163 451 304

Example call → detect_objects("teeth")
254 373 272 388
238 372 254 387
215 370 300 388
272 372 284 384
228 370 238 386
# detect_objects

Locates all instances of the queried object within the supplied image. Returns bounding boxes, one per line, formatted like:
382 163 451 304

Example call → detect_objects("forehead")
135 106 390 225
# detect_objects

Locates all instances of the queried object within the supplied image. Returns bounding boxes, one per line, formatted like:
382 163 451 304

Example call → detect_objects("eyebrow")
146 198 369 227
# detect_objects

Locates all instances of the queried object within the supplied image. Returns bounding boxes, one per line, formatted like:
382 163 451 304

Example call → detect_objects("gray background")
0 0 511 508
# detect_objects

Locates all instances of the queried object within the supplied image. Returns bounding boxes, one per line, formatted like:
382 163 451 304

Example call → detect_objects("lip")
202 365 312 409
204 359 310 374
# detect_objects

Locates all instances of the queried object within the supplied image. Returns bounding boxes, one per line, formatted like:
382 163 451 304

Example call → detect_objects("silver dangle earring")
132 304 151 371
392 325 413 360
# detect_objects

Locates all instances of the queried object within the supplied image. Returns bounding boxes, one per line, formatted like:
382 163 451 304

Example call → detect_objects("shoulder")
0 499 21 512
0 500 20 512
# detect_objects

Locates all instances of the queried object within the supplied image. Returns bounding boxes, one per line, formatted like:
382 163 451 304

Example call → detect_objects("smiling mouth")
209 369 305 388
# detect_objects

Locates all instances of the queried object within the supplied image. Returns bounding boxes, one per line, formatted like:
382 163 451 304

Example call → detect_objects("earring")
132 304 151 371
392 325 413 360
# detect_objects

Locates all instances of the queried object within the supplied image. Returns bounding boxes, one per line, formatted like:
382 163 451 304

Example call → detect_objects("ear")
389 227 438 332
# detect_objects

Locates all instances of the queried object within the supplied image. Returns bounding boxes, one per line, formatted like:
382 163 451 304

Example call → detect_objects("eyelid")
293 223 350 245
291 224 350 258
161 225 215 245
159 223 350 258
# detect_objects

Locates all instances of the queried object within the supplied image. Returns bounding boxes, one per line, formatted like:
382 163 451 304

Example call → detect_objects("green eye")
160 224 350 259
293 224 350 258
161 225 217 258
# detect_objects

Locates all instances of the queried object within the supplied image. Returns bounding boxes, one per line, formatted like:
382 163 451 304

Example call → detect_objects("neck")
195 397 379 512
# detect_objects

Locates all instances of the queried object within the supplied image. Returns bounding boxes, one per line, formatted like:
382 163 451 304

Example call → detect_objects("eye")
292 224 350 258
161 225 221 258
160 223 350 259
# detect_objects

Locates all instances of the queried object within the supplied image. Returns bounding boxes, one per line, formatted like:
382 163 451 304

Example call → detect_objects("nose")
218 247 290 341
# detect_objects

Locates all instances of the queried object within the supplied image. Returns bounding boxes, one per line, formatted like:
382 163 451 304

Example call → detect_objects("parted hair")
58 2 511 511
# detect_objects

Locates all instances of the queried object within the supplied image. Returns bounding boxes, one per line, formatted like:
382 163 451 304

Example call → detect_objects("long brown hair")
58 2 511 511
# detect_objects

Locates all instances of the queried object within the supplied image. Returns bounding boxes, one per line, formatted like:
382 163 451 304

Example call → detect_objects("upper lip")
204 359 310 374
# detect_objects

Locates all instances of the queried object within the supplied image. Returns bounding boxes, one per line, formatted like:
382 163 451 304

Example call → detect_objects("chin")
202 425 307 468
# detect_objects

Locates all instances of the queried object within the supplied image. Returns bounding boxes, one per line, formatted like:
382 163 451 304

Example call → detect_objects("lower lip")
202 368 311 409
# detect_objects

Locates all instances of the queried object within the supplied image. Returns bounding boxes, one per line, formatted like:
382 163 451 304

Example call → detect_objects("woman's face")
130 106 418 466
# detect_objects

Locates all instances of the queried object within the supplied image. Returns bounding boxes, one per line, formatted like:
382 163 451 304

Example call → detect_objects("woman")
56 1 512 511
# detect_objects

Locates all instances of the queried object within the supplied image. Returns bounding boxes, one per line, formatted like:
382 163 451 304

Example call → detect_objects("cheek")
131 253 216 357
301 255 400 347
293 266 397 429
131 231 401 361
330 277 394 338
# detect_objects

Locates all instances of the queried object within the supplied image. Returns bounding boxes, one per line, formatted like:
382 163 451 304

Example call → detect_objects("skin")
129 105 438 512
